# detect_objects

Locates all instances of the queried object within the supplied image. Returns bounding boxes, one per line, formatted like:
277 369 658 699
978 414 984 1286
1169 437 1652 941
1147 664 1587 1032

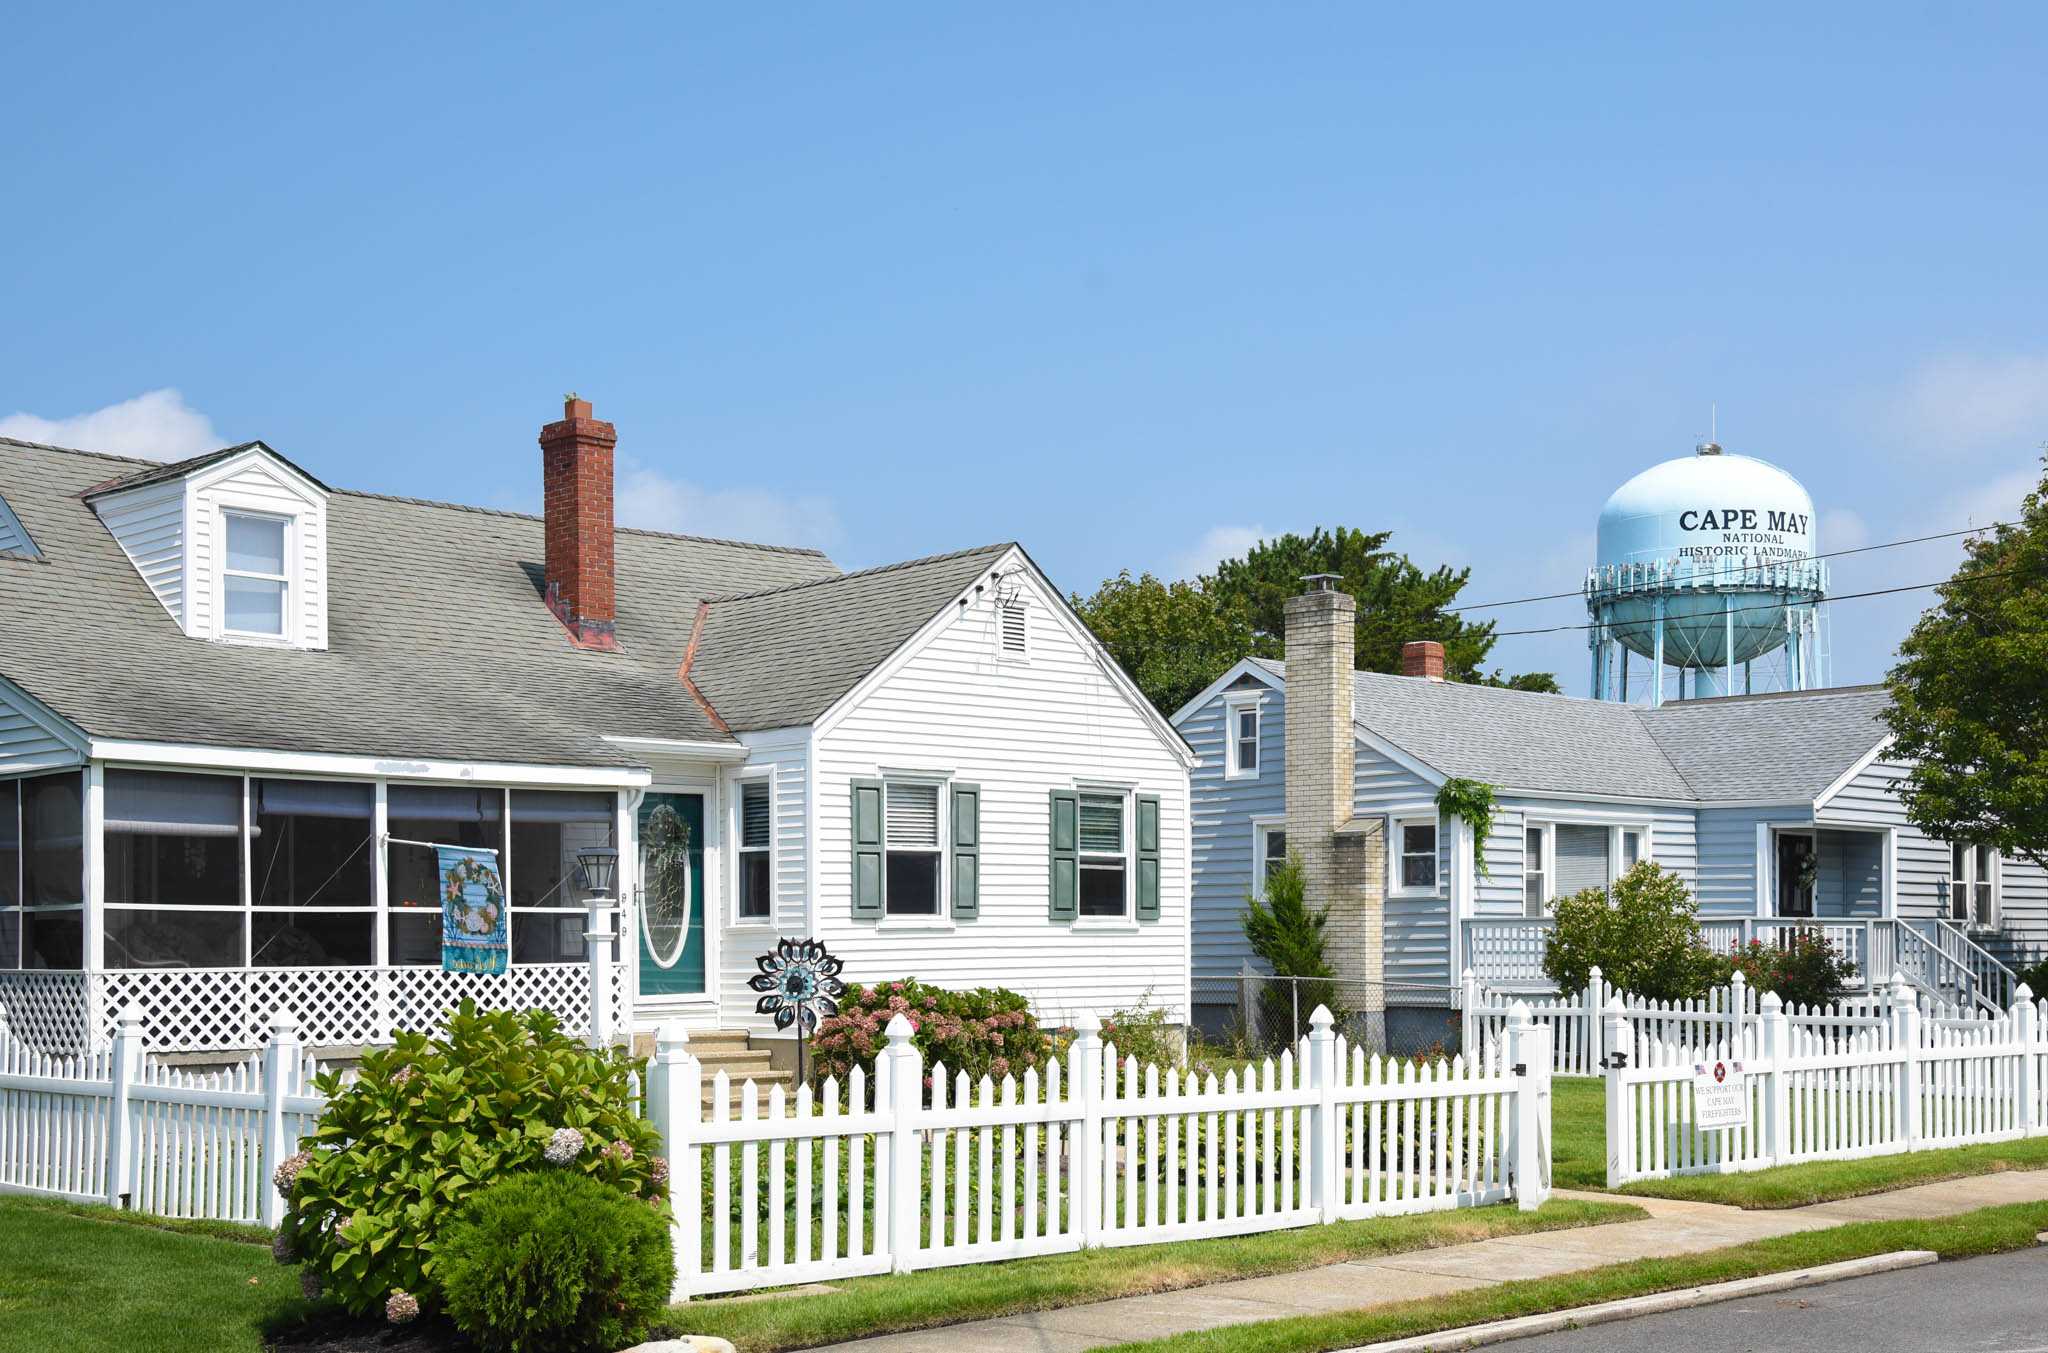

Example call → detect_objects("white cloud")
0 388 221 461
615 456 842 550
1819 508 1870 553
1171 524 1269 581
1895 353 2048 454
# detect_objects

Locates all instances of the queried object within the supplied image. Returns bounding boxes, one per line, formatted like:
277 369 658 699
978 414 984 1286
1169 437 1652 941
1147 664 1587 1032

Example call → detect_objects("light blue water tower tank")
1584 442 1829 704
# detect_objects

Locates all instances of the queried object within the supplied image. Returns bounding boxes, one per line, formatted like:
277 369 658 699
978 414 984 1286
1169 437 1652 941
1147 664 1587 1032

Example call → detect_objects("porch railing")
0 961 630 1055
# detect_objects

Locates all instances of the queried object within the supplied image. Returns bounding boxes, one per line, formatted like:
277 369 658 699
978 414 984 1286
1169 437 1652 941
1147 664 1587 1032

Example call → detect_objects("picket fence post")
1727 971 1749 1056
259 1008 299 1228
648 1021 701 1299
1585 966 1605 1075
1602 997 1629 1188
1759 992 1790 1167
105 1003 145 1209
880 1013 923 1273
2013 984 2036 1138
1891 974 1920 1153
1071 1010 1104 1249
1307 1005 1338 1222
1505 1002 1550 1210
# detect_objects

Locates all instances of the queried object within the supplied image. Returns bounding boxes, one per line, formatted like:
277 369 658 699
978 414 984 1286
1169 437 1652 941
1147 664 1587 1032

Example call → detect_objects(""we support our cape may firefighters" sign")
1692 1059 1749 1131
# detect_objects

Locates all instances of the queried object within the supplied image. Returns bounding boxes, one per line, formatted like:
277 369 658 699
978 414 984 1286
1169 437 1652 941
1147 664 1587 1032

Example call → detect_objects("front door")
636 791 706 999
1775 831 1815 918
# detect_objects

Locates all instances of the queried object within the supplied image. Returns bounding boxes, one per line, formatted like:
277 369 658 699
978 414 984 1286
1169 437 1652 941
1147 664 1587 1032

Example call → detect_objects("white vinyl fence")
647 1005 1555 1299
0 1003 331 1225
1605 983 2047 1186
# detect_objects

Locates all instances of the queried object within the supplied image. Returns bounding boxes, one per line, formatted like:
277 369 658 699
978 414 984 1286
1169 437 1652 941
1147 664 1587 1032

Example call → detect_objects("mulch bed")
265 1311 475 1353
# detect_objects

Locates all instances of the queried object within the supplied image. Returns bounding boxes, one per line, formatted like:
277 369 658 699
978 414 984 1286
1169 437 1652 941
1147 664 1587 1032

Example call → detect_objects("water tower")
1585 442 1828 704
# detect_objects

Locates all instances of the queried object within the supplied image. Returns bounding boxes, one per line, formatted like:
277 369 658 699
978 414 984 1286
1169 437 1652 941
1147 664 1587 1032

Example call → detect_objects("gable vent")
0 492 38 558
1000 600 1028 656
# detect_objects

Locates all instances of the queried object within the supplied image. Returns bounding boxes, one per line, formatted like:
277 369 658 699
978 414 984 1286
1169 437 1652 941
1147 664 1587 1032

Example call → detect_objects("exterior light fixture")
577 846 619 899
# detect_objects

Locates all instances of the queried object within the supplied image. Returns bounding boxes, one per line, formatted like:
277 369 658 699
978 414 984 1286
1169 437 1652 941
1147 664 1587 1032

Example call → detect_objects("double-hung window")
1949 842 1998 929
1523 825 1548 917
884 781 943 916
1225 699 1260 779
1396 820 1438 892
1256 823 1288 893
1078 792 1128 916
738 780 772 921
222 512 289 637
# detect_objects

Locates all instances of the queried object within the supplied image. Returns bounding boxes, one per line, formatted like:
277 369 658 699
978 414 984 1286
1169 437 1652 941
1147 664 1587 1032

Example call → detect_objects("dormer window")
223 512 289 637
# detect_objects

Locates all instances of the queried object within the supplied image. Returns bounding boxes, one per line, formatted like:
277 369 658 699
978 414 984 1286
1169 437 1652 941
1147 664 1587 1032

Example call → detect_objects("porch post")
585 898 616 1050
83 763 105 974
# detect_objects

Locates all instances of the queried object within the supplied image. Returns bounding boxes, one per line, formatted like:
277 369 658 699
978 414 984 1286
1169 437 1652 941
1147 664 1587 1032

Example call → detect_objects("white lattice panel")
0 972 95 1056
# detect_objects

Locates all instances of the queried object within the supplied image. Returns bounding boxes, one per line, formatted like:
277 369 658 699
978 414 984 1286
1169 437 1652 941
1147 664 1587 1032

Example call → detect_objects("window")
1949 842 1998 929
738 779 772 920
1523 825 1548 917
1554 823 1612 900
1226 700 1260 779
251 778 373 967
1078 792 1128 916
509 790 616 962
1000 601 1028 658
222 512 289 637
1620 829 1643 873
1396 820 1437 891
102 769 246 969
387 785 504 966
884 781 942 916
1256 824 1288 893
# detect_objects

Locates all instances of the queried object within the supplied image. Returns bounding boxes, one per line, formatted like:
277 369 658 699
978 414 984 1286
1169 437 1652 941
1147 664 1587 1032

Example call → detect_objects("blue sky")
4 5 2045 689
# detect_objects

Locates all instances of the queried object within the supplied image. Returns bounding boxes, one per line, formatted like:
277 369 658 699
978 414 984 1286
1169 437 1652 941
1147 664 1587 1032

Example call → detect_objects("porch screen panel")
1552 824 1611 899
20 773 81 968
0 780 16 967
510 789 616 964
387 785 504 967
253 778 374 967
103 769 245 970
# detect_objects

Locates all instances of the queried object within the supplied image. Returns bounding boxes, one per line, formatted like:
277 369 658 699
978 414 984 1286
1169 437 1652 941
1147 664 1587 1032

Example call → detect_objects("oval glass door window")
640 798 694 970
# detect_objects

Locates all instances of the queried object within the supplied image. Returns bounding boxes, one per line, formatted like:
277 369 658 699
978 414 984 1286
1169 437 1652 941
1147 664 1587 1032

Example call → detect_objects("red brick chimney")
540 394 620 651
1402 639 1445 681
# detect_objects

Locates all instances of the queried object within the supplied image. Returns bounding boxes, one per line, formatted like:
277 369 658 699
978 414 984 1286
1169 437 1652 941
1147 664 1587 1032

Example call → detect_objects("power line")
1453 520 2017 613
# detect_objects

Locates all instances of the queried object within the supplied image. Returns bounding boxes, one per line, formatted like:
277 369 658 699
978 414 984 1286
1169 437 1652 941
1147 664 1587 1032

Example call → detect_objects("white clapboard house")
0 399 1193 1062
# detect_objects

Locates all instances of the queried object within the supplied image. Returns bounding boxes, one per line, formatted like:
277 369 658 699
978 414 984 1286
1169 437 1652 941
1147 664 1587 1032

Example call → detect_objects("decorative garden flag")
437 845 507 974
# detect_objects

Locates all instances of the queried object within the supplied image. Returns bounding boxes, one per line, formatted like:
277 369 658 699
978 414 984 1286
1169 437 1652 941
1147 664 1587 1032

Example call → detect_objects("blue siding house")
1176 588 2044 1038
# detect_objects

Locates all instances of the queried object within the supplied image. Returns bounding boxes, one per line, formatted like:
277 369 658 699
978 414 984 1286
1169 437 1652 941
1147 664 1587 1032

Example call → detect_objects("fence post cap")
268 1007 298 1033
2015 982 2034 1005
1728 968 1746 986
883 1012 917 1042
1507 999 1532 1021
653 1019 691 1053
1604 995 1627 1015
1308 1004 1335 1031
117 1002 147 1029
1071 1009 1101 1037
1588 964 1602 980
1759 991 1783 1011
1462 966 1476 981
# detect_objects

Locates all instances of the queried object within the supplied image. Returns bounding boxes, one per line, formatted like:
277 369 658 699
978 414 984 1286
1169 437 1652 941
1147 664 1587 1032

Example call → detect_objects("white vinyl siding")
92 478 187 626
811 555 1190 1028
0 684 84 778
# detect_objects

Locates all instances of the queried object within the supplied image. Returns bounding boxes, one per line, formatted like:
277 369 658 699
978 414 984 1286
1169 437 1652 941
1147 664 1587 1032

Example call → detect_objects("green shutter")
1135 794 1161 921
851 779 885 919
951 782 981 921
1048 789 1079 921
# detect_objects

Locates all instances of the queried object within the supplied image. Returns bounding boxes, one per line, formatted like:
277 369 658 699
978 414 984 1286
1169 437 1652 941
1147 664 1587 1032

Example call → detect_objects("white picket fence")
1605 983 2048 1185
0 1003 331 1225
645 1005 1555 1299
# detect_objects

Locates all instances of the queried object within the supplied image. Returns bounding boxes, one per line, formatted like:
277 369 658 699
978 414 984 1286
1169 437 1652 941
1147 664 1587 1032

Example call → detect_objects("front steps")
629 1027 796 1111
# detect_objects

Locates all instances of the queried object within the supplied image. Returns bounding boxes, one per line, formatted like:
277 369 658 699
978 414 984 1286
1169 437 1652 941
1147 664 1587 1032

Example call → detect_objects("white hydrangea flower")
543 1126 584 1166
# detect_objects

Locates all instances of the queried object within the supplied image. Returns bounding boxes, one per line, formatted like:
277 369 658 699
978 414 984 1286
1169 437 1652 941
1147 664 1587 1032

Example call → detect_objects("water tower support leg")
1724 594 1735 698
1652 597 1666 708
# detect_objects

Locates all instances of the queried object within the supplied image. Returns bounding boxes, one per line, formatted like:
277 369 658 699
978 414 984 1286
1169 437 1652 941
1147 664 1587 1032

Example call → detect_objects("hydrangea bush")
275 1000 666 1319
807 979 1049 1088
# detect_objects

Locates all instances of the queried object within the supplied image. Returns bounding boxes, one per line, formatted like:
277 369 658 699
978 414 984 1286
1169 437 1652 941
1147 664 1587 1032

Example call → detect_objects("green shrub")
1541 860 1717 1003
808 979 1050 1089
1097 994 1186 1071
279 1001 665 1317
440 1171 673 1353
1708 933 1861 1010
2015 957 2048 1001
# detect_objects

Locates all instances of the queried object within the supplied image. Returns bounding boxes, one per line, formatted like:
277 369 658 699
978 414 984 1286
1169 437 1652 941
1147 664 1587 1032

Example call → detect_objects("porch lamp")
578 846 621 1052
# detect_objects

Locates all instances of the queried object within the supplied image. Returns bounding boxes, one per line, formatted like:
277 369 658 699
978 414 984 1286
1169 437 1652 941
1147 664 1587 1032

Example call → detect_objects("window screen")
1553 823 1612 898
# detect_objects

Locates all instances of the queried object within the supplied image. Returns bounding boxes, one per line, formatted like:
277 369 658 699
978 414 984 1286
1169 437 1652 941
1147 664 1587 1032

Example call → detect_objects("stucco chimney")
1402 640 1446 681
1283 577 1386 1037
540 394 620 651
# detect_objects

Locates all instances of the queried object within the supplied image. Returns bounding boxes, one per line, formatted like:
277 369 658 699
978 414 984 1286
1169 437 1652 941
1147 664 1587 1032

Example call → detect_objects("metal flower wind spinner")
748 938 847 1035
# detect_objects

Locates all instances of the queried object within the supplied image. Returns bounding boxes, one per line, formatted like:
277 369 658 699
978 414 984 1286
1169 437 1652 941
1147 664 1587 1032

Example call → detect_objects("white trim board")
89 739 654 788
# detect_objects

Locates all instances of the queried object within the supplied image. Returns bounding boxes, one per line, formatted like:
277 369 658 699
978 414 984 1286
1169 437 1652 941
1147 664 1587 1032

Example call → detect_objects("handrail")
1930 919 2017 1009
1893 923 2003 1015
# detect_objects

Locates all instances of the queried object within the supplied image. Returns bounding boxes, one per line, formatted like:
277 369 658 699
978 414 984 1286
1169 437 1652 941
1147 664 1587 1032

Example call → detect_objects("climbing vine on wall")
1434 778 1498 878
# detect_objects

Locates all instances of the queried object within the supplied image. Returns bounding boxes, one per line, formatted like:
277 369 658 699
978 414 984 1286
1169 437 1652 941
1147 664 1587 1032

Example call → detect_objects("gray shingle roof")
0 437 847 768
689 544 1014 731
1247 658 1888 803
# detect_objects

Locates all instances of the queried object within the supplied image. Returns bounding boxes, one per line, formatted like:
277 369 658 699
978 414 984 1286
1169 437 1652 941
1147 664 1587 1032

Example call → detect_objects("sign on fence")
1690 1059 1748 1130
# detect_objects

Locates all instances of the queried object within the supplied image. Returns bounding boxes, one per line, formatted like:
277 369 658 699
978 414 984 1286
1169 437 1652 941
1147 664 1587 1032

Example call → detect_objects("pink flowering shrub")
808 979 1048 1089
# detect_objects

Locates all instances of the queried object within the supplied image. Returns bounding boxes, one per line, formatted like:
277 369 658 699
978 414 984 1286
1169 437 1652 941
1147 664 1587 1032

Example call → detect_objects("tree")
1238 853 1341 1046
1541 861 1716 1002
1208 527 1559 691
1884 460 2048 869
1069 570 1254 716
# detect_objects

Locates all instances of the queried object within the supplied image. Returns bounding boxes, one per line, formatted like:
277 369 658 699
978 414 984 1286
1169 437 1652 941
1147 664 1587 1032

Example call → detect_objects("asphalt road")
1491 1249 2048 1353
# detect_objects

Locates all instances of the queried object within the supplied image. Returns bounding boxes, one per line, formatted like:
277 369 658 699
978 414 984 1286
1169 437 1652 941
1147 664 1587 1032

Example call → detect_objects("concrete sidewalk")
803 1170 2048 1353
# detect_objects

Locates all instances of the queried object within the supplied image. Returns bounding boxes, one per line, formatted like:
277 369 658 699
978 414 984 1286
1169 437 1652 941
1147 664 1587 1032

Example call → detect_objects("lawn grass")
0 1196 310 1353
1550 1072 2048 1208
1100 1198 2048 1353
660 1198 1643 1353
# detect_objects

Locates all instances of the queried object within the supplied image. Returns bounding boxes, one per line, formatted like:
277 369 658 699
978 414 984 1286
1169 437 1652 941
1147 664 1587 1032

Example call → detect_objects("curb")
1330 1250 1940 1353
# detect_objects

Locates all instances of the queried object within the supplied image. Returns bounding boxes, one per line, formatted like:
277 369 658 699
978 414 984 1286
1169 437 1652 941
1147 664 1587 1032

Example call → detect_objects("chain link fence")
1191 970 1456 1060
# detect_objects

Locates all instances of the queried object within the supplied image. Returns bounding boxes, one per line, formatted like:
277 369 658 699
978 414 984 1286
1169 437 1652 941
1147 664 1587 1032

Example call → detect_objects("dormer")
85 441 330 650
